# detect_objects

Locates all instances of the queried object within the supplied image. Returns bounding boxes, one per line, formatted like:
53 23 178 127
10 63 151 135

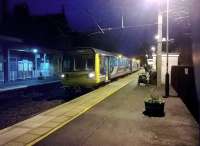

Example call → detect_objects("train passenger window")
109 56 117 73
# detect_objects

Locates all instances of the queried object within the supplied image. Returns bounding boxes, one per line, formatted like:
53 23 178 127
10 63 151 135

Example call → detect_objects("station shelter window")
18 59 33 79
40 60 52 77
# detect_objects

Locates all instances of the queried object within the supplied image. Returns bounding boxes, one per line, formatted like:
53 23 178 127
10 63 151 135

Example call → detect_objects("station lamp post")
33 48 38 78
149 0 170 92
156 1 163 88
147 0 162 87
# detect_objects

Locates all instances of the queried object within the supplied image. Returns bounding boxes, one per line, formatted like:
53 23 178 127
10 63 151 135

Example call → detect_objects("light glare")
88 72 95 78
33 49 38 53
61 74 65 78
151 46 156 52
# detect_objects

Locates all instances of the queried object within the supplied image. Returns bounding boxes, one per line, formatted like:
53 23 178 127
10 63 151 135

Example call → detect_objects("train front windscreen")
63 55 94 72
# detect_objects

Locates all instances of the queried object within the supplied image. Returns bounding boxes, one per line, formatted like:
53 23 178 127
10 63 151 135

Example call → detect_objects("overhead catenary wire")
88 23 157 36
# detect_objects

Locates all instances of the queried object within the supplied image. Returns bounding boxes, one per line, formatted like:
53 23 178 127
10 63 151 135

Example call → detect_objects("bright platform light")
33 49 38 53
118 54 122 58
155 35 159 40
151 46 156 52
162 37 167 42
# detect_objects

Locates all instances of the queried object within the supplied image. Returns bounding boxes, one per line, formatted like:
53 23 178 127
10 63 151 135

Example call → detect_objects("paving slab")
0 127 30 146
15 133 39 144
4 142 24 146
35 79 199 146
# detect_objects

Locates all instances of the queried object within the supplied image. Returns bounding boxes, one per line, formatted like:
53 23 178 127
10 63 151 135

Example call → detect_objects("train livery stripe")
95 53 100 83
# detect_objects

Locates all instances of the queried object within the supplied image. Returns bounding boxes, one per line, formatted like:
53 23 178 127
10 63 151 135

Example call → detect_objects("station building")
0 35 63 85
0 2 70 85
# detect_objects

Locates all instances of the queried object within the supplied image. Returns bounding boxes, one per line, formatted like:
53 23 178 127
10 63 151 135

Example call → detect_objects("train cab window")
75 56 86 70
86 58 94 70
63 55 94 72
75 55 94 71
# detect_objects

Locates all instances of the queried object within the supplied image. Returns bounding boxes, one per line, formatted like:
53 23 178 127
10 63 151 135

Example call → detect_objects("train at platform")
60 47 140 88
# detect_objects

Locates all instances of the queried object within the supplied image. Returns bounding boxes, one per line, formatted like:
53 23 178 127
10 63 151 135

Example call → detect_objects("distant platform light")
118 54 122 58
162 37 167 42
151 46 156 52
155 34 159 40
132 58 136 61
136 59 141 64
33 49 38 53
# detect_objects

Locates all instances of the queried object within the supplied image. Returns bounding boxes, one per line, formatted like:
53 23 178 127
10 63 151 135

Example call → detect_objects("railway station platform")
0 77 60 93
0 71 199 146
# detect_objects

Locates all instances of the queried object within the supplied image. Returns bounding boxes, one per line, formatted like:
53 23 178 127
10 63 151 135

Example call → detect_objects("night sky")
7 0 188 56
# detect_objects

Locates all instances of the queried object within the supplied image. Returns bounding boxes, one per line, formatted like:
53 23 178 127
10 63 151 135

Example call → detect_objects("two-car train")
60 48 140 88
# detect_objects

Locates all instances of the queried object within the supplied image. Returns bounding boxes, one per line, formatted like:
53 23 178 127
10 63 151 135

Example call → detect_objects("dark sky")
7 0 186 56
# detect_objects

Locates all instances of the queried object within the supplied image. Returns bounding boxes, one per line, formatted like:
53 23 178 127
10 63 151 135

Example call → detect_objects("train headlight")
88 72 95 78
61 74 65 78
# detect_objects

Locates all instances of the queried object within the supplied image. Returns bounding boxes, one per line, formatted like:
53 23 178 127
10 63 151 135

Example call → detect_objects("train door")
99 55 109 82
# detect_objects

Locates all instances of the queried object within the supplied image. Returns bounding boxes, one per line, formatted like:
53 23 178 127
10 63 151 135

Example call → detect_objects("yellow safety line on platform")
26 72 140 146
1 70 141 146
26 105 96 146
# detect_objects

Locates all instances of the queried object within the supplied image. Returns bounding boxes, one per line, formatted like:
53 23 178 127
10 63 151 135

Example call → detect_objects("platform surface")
34 76 199 146
0 77 60 93
0 71 141 146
